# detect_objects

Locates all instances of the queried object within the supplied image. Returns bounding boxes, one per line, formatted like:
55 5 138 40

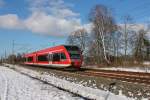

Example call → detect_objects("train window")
27 57 33 62
23 57 27 62
64 46 79 51
60 53 66 59
38 54 48 61
53 53 60 61
48 54 53 61
69 53 80 59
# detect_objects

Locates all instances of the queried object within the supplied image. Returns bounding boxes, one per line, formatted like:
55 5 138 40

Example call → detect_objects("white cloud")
24 12 81 36
51 8 79 18
29 0 79 18
0 0 83 37
0 12 82 36
0 14 24 29
82 23 93 33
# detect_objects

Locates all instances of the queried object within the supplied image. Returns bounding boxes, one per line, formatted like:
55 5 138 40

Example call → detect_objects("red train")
24 45 83 69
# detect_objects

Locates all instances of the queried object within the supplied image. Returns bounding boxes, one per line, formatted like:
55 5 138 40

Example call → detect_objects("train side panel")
24 45 82 68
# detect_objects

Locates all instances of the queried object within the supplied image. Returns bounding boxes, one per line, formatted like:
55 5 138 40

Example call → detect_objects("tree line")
0 53 25 64
66 4 150 66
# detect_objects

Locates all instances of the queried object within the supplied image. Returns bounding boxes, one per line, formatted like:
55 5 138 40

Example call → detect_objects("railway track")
80 69 150 85
13 64 150 86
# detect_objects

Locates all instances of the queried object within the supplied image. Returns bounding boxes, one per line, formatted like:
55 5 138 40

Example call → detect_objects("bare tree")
117 15 138 65
67 34 76 45
109 30 122 64
89 4 116 64
122 15 133 62
144 38 150 60
67 28 89 54
134 29 150 61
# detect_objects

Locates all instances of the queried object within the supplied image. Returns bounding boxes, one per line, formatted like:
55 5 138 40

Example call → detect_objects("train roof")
24 45 79 56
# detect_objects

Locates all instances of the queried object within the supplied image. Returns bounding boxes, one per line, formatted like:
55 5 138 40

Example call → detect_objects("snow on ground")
3 64 136 100
0 66 83 100
143 61 150 66
84 63 150 73
99 66 150 73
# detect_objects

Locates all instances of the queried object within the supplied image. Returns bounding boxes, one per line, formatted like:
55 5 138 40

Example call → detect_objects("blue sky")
0 0 150 57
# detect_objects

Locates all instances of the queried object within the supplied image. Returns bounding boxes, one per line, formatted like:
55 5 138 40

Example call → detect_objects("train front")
64 46 83 69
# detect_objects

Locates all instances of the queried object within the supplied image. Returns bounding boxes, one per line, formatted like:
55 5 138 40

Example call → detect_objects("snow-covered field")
0 66 83 100
1 64 137 100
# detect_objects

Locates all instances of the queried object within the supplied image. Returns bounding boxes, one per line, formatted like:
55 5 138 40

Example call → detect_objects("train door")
52 52 68 66
52 53 60 65
48 53 53 65
60 52 67 65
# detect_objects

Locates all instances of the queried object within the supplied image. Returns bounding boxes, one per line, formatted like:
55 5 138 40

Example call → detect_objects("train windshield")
64 46 79 51
69 53 80 59
64 46 81 59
